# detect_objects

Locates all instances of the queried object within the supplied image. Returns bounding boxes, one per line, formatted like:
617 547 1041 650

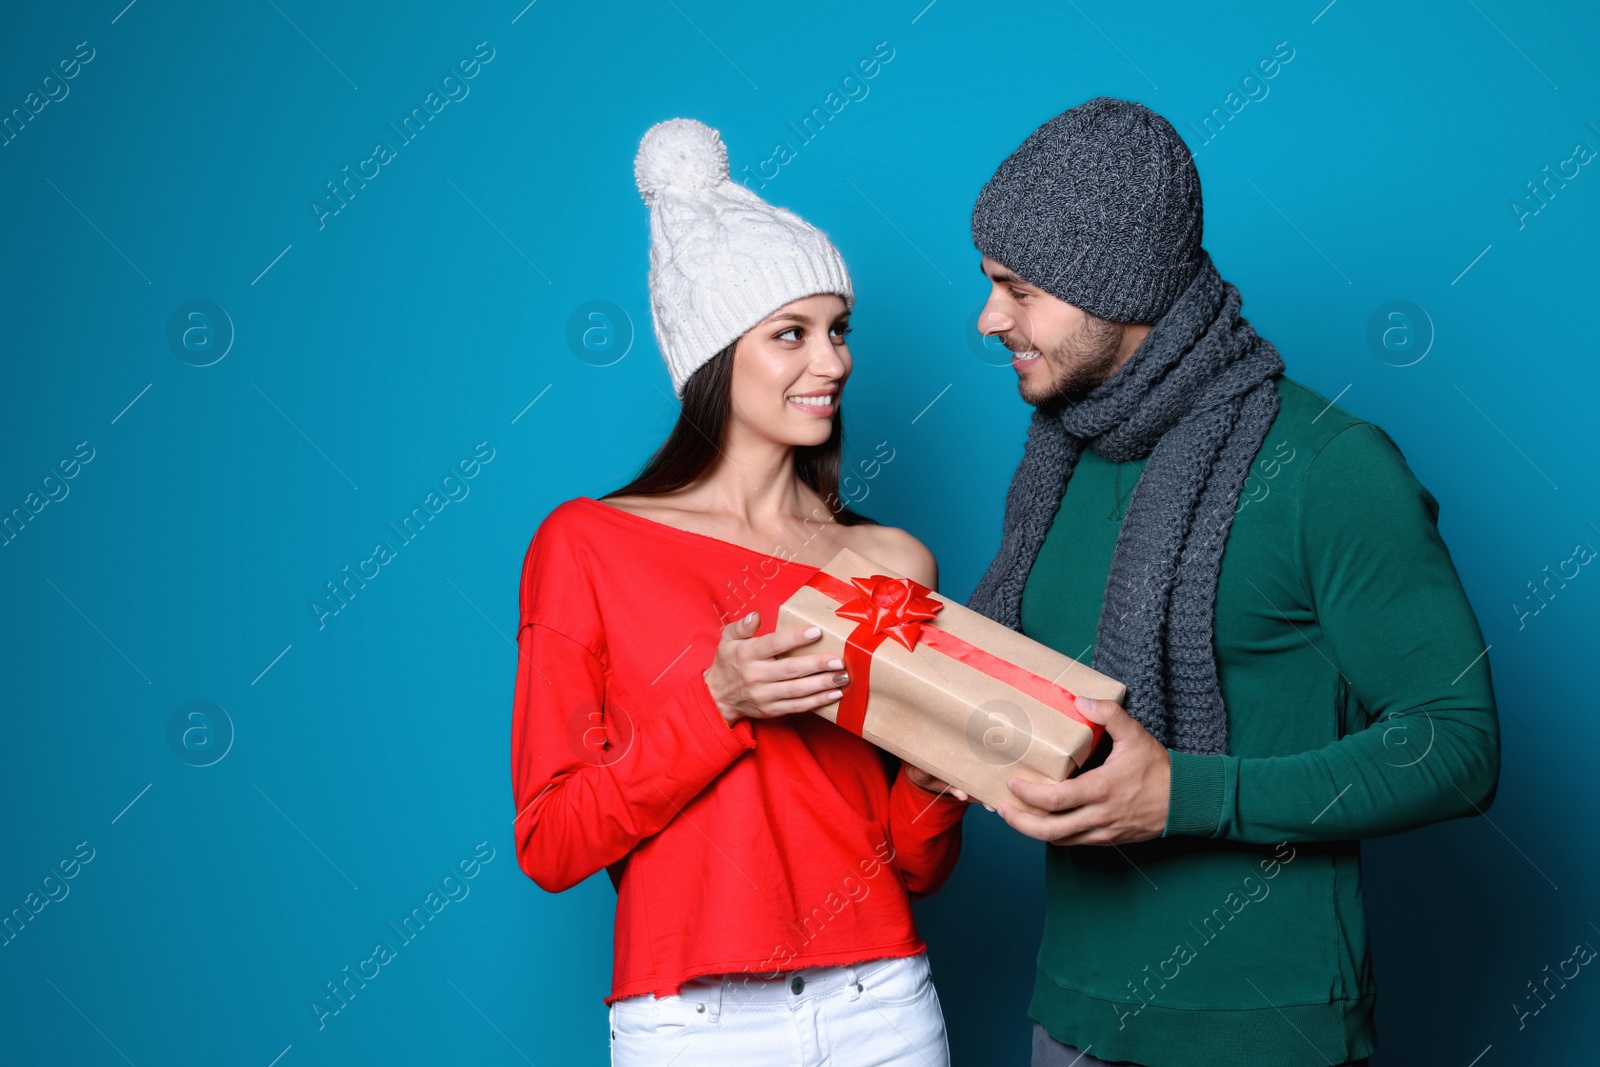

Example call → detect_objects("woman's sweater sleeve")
884 766 967 898
510 519 756 894
1163 422 1502 843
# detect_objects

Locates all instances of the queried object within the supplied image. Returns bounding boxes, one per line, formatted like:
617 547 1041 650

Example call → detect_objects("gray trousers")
1031 1022 1370 1067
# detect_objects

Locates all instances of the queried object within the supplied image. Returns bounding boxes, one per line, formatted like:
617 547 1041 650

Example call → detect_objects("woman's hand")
901 764 970 802
703 611 850 725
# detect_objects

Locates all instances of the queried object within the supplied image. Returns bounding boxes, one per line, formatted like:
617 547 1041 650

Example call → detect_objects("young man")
964 97 1500 1067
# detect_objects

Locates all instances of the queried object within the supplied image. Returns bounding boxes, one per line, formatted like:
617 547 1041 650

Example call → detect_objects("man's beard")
1010 314 1125 411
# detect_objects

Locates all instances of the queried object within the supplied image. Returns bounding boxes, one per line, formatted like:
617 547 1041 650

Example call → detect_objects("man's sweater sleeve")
1164 422 1501 843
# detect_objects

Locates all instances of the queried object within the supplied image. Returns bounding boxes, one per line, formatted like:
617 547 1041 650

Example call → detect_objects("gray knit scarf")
966 251 1283 755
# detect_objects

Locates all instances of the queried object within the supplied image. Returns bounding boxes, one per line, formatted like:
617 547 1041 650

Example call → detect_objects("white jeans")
609 951 950 1067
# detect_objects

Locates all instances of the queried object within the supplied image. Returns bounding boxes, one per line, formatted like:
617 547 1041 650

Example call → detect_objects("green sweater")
1018 376 1500 1066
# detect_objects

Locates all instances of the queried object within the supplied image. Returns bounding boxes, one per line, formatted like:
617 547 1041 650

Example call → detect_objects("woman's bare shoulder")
591 493 655 517
846 523 938 589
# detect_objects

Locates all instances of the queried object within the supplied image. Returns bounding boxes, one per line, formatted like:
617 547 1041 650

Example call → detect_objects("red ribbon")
802 571 1104 749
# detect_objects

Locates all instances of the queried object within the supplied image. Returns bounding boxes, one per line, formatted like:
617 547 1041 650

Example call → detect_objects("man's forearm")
1165 707 1499 843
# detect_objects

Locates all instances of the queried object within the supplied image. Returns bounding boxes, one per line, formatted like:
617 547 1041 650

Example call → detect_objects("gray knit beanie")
971 97 1204 325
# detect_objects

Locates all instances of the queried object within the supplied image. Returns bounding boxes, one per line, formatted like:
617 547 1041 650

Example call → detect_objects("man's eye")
1009 288 1029 301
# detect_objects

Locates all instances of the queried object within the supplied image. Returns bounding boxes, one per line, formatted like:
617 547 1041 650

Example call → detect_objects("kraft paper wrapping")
775 546 1126 816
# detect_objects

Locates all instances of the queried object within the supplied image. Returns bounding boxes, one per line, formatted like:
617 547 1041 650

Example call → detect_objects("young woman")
510 119 969 1066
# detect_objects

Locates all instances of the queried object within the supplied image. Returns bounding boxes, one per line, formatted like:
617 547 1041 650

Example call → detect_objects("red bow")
821 575 943 736
834 575 944 650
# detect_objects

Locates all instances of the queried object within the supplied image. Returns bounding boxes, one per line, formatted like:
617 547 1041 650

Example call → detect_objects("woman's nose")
810 338 847 375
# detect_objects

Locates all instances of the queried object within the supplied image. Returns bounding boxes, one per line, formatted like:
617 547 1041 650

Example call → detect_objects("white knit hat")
635 118 854 396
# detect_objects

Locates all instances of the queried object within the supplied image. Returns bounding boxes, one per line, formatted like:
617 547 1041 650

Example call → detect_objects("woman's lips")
787 395 836 416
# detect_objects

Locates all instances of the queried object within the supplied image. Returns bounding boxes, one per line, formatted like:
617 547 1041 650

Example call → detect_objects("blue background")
2 0 1596 1063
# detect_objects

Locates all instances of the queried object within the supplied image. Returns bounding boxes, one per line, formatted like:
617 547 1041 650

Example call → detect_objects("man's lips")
1010 349 1041 371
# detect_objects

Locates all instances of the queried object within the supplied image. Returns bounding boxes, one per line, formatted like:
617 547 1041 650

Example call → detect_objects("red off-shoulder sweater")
511 497 968 1004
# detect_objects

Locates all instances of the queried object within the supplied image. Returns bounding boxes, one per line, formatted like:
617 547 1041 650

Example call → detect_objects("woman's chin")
770 419 835 448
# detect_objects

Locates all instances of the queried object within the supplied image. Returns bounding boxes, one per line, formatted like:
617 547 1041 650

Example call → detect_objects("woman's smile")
786 387 838 417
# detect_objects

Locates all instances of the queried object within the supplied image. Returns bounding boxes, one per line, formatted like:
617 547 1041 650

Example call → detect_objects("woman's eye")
777 327 802 342
831 325 853 341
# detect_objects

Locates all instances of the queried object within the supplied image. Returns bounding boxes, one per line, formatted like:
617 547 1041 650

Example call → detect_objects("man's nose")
978 303 1014 337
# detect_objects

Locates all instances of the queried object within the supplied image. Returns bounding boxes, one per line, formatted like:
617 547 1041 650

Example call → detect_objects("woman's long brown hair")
602 340 875 527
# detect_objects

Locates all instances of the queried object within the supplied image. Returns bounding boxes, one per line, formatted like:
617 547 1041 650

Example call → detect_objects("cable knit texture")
966 252 1283 754
971 97 1204 325
635 118 853 395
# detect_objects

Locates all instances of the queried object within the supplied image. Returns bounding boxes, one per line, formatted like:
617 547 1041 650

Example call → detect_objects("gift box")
775 546 1126 816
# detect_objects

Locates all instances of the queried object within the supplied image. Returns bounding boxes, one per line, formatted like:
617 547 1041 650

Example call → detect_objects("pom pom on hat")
635 118 729 203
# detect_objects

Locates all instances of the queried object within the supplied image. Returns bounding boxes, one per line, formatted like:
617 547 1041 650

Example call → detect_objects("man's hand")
996 694 1171 846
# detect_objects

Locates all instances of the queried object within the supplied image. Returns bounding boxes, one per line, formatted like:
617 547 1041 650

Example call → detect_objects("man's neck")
1108 322 1153 378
